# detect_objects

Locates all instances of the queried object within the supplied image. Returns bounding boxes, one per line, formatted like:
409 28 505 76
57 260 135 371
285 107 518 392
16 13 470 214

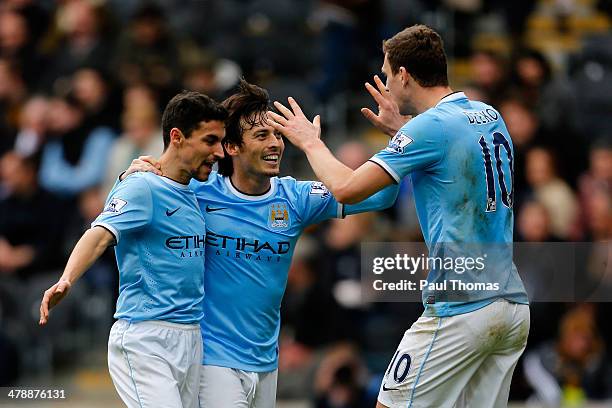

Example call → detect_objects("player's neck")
230 170 271 196
415 86 454 113
158 153 191 185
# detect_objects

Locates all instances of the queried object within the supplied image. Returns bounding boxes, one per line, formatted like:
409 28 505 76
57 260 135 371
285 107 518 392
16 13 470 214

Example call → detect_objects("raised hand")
361 75 411 137
120 155 162 181
39 279 72 325
267 97 321 151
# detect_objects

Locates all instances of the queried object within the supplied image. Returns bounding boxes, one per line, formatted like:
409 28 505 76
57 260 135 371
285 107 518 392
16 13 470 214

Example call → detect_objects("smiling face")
175 119 225 181
229 116 284 178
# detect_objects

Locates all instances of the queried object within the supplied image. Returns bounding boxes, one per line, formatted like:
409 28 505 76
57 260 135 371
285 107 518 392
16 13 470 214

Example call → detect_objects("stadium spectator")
38 94 115 197
312 0 384 101
41 0 114 90
0 9 44 88
102 103 163 194
314 344 372 408
71 68 122 132
468 50 509 107
0 152 65 278
1 0 50 45
516 200 560 243
576 139 612 239
279 235 345 399
582 184 612 241
524 305 612 405
514 200 565 346
509 49 576 136
0 58 26 155
123 82 159 112
12 95 48 157
113 2 184 99
525 147 579 240
498 97 540 196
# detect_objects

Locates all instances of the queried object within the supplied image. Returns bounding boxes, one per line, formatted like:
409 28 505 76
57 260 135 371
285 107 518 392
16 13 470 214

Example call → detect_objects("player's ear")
399 67 410 87
224 142 240 156
169 128 184 146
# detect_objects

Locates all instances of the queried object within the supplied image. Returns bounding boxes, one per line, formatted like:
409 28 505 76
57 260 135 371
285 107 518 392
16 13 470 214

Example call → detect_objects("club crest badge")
268 203 291 230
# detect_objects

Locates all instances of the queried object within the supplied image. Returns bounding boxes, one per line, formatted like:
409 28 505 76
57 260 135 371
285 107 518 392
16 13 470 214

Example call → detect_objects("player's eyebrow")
204 134 220 142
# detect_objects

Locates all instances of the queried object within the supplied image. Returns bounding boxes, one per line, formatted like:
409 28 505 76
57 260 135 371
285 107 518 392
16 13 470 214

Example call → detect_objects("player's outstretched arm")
361 75 411 137
344 183 400 215
119 156 162 181
268 98 394 204
39 226 115 325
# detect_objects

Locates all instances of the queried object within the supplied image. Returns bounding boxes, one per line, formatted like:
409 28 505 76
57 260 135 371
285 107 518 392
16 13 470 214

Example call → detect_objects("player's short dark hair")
218 79 271 176
161 91 227 150
383 25 449 87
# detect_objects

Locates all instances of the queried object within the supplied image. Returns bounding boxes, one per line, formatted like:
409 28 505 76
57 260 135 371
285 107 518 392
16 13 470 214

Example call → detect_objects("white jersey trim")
370 156 401 183
435 91 466 107
159 176 190 190
224 176 277 201
91 222 120 244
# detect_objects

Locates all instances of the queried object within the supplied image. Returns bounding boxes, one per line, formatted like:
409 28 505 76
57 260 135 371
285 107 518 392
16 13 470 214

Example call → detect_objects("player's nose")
213 142 224 159
268 135 283 150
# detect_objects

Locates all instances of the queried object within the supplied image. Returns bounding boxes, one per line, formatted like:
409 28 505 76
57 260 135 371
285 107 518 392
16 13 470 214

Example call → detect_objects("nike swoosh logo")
205 205 227 213
382 384 399 392
166 208 180 216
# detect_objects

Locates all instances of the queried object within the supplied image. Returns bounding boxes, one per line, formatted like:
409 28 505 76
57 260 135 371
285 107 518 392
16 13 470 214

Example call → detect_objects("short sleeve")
370 113 445 183
91 175 153 243
296 181 343 226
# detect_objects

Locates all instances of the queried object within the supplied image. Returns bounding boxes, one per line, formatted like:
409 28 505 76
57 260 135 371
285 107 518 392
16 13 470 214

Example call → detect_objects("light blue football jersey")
190 172 398 371
371 92 528 318
92 172 206 324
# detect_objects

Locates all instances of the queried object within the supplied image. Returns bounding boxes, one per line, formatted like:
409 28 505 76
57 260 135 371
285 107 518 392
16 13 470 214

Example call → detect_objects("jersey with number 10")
370 92 528 318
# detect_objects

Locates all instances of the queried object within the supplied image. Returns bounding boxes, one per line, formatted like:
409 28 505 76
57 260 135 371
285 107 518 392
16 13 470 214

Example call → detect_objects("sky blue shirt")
93 172 206 324
40 127 115 196
371 92 528 317
190 172 398 371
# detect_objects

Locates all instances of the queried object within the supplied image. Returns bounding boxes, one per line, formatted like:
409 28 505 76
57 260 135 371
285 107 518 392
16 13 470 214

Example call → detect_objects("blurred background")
0 0 610 407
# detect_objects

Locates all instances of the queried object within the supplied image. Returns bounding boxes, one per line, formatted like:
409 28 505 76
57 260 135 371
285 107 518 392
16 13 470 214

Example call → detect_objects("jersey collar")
159 175 190 190
224 176 277 201
435 91 467 107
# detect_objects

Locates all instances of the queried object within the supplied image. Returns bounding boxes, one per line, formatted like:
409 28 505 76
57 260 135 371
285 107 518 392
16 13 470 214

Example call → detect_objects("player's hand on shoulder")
39 278 72 325
361 75 411 137
120 156 162 181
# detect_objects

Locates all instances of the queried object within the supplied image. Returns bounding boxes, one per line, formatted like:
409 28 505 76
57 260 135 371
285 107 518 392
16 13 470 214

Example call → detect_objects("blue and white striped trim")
337 203 345 219
91 222 119 244
408 317 443 407
369 157 401 184
121 322 144 408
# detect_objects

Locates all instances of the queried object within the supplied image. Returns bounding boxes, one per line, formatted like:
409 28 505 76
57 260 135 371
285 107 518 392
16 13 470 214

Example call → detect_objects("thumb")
56 280 70 293
313 115 321 139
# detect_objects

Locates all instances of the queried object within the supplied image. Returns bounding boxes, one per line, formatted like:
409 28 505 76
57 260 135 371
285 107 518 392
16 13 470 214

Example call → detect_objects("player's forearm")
344 183 399 215
60 227 114 285
302 139 364 204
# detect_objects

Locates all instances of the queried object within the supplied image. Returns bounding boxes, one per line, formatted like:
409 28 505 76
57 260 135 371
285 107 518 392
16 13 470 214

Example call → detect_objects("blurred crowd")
0 0 610 406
